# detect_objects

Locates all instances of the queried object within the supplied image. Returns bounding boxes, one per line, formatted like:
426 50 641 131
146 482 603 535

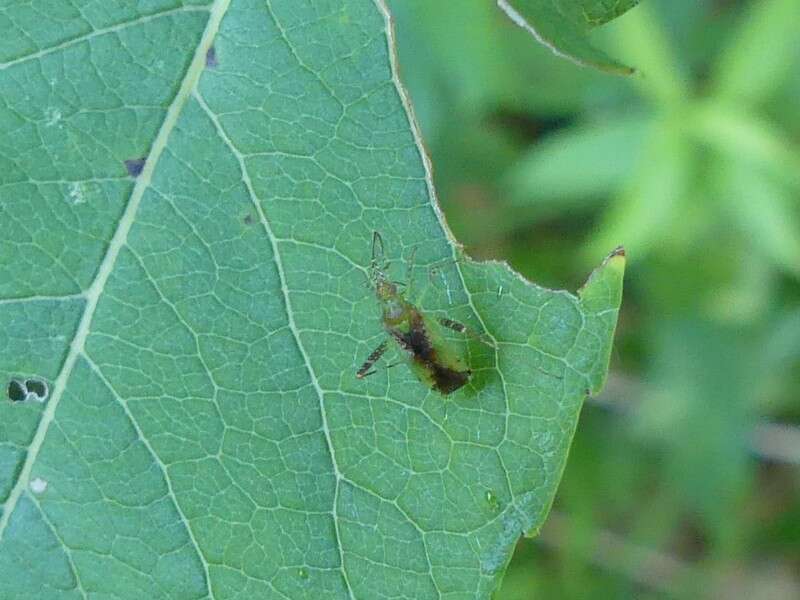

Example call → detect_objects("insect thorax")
381 296 413 326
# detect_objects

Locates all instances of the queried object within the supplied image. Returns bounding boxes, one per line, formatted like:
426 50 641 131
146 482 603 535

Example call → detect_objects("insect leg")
404 244 418 298
356 340 389 379
438 317 496 348
439 317 466 333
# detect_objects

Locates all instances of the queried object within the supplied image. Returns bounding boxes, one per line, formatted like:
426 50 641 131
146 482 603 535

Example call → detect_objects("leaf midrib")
0 5 233 600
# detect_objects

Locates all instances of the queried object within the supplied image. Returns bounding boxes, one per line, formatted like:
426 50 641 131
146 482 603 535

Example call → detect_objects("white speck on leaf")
481 509 523 575
45 107 61 126
68 182 85 205
30 478 47 494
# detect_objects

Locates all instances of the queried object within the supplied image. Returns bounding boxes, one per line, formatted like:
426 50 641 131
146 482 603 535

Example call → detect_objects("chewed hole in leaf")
25 378 48 401
7 379 25 402
124 157 146 177
7 378 48 402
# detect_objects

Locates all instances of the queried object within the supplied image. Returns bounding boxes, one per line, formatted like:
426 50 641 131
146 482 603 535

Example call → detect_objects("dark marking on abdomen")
430 364 470 395
392 313 470 394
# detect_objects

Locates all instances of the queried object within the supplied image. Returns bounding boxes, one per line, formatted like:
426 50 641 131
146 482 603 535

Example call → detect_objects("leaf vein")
82 353 215 598
373 0 522 514
28 491 89 600
0 8 231 600
193 88 356 600
0 5 210 71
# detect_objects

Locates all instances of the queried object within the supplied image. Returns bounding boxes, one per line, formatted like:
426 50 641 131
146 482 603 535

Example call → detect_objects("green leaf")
386 0 601 137
602 2 687 105
589 115 693 260
505 115 652 208
0 1 624 598
496 0 640 75
713 0 800 106
721 161 800 277
383 0 505 141
692 101 800 189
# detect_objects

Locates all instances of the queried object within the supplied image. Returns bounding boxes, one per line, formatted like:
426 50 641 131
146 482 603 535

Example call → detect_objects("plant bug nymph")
356 232 483 395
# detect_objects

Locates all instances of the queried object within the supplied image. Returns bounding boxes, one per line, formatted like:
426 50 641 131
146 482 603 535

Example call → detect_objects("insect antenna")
371 231 388 269
372 231 384 261
370 231 392 285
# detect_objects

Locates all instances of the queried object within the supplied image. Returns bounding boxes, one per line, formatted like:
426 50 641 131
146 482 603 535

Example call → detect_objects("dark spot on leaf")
124 158 146 177
206 46 218 68
25 378 48 400
8 379 25 402
243 214 253 225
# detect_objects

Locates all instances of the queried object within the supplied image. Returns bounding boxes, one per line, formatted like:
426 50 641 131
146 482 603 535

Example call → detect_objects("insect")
356 232 485 395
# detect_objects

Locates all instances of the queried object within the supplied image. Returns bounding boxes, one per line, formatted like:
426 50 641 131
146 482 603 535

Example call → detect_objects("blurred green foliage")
388 0 800 597
496 0 641 74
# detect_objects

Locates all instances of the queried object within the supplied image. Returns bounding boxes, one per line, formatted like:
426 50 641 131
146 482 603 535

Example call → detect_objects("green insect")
356 232 486 395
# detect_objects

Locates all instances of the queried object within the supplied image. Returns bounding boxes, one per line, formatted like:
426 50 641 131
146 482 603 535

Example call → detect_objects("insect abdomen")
391 312 471 395
428 363 470 394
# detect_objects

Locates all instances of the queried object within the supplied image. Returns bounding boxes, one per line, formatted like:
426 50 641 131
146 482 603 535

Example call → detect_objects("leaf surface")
0 1 624 598
497 0 640 74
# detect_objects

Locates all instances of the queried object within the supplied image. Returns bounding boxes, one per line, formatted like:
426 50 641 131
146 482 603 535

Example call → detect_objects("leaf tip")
599 244 626 275
608 244 626 260
577 246 626 306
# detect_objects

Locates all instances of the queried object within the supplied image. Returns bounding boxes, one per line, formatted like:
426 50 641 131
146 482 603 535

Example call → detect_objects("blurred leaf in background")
496 0 640 74
389 0 800 597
